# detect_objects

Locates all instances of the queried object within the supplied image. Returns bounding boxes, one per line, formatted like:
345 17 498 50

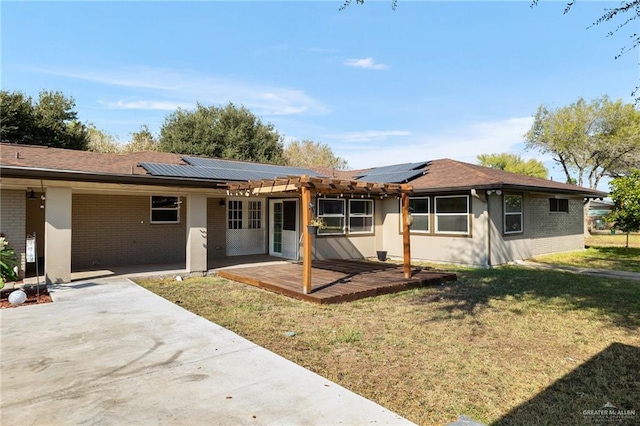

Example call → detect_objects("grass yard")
137 267 640 426
532 246 640 273
586 232 640 248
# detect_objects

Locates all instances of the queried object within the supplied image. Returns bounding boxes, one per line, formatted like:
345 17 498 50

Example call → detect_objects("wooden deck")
217 259 457 304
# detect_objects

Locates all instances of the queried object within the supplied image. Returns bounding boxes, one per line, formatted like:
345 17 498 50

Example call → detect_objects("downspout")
486 192 492 268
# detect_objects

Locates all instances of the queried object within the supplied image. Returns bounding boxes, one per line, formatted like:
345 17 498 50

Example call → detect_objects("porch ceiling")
226 175 413 196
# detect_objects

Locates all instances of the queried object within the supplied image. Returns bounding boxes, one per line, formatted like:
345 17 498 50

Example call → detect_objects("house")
587 199 614 231
0 143 606 284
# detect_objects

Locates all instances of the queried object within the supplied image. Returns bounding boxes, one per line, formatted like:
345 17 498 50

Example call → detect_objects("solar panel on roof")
354 161 428 182
140 162 321 182
357 170 425 184
182 156 322 177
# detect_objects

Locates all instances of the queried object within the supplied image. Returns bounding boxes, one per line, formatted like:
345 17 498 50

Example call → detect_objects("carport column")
45 187 72 284
186 194 208 273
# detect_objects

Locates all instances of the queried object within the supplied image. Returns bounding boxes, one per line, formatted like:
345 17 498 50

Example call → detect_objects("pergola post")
301 185 313 294
401 192 412 279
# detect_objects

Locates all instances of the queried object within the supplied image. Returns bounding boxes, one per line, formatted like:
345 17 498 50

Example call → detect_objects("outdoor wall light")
219 199 226 207
26 188 37 200
486 190 503 196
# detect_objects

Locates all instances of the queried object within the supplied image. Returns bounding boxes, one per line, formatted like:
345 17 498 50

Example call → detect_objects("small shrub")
0 237 19 287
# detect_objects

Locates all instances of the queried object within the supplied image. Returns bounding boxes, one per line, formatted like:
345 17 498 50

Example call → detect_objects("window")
504 195 523 234
435 195 469 234
408 197 430 232
318 199 345 235
228 200 243 229
349 199 374 233
550 198 569 213
150 196 180 224
248 201 262 229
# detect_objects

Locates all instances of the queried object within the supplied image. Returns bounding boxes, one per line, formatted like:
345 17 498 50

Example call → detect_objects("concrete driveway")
1 277 413 425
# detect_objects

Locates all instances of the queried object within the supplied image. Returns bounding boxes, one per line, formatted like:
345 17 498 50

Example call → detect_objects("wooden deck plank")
217 259 457 304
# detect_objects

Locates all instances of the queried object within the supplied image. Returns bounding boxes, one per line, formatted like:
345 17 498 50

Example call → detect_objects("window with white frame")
349 199 374 233
228 200 243 229
434 195 469 234
504 194 523 234
408 197 430 232
318 199 345 235
248 200 262 229
150 196 180 224
549 198 569 213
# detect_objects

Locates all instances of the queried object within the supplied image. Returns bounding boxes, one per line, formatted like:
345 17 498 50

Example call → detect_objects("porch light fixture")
26 189 37 200
219 199 226 207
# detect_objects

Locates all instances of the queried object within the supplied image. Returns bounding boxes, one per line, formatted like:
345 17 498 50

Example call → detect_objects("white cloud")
328 130 411 143
344 57 389 70
102 100 194 111
331 116 535 169
38 66 331 116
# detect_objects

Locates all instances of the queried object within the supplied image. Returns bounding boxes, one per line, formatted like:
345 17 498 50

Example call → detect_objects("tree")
158 103 284 164
606 169 640 248
0 90 89 150
283 140 348 170
123 125 159 153
525 96 640 189
477 153 548 179
86 125 121 153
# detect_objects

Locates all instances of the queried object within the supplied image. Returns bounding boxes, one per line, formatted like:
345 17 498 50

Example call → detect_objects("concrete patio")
0 275 412 425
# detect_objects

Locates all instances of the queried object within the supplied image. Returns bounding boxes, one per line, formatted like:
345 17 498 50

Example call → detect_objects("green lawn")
532 246 640 273
137 267 640 426
586 232 640 248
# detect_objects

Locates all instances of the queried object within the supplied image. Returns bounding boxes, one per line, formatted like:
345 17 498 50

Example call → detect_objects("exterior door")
269 199 299 259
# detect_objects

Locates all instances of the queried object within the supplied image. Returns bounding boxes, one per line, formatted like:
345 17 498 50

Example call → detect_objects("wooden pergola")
227 175 414 294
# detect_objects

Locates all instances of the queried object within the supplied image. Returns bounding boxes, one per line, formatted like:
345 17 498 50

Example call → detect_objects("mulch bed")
0 284 52 309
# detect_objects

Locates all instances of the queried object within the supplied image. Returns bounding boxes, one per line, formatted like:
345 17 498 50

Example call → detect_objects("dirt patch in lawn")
0 285 52 309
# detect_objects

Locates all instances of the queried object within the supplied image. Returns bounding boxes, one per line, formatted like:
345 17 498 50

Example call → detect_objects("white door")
269 199 299 259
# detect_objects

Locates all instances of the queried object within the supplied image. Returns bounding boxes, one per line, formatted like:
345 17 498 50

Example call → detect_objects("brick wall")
72 194 187 269
529 195 584 256
0 189 26 277
207 198 226 261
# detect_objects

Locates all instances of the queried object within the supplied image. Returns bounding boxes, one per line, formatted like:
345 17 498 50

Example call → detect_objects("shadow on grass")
493 342 640 426
410 267 640 329
579 247 640 273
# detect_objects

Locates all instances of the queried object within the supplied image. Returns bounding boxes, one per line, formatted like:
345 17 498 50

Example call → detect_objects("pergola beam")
401 192 412 279
226 174 414 294
301 185 313 294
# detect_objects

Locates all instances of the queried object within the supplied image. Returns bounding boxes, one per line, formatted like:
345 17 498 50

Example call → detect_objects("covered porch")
218 259 457 304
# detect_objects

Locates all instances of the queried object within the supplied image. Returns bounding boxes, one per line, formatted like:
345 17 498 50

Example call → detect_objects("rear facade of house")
0 144 605 283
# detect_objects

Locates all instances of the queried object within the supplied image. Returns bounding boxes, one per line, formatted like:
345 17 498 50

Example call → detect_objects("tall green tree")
477 153 548 179
284 140 348 170
525 96 640 189
606 169 640 248
158 103 284 164
124 125 159 153
0 90 89 150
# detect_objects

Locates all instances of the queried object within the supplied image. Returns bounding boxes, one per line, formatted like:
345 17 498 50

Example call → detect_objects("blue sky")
2 1 637 189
